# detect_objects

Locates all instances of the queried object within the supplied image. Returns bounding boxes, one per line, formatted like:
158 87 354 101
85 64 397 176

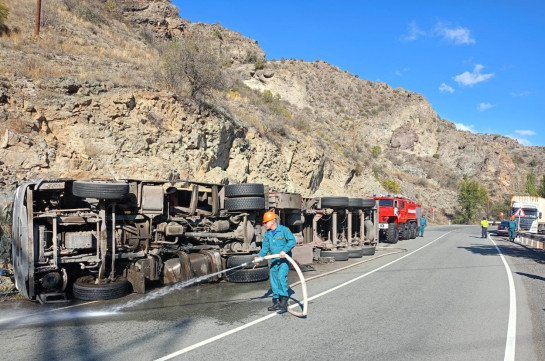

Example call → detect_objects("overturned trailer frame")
11 179 380 303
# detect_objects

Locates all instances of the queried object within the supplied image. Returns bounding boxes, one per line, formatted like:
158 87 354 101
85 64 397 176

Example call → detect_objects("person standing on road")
508 216 518 242
254 211 296 313
418 215 427 237
481 217 489 238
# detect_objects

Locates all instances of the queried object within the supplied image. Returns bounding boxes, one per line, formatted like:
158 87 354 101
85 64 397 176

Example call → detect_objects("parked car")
497 220 509 236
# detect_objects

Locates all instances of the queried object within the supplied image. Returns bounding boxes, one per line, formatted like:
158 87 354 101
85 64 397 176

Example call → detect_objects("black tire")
362 245 376 255
73 181 129 200
348 198 365 208
226 255 267 269
347 247 364 258
386 223 399 244
321 250 349 261
320 197 349 209
224 197 266 211
73 276 130 300
225 267 269 283
361 198 377 208
400 223 410 240
224 184 265 198
410 223 417 239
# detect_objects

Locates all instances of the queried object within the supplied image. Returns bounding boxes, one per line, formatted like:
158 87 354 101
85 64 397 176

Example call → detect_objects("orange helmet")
262 211 277 223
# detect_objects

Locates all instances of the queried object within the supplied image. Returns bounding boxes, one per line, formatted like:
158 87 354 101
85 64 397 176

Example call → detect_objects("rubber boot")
267 298 279 311
277 296 289 313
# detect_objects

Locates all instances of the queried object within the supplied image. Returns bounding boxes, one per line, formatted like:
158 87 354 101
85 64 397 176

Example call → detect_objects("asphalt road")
1 225 545 361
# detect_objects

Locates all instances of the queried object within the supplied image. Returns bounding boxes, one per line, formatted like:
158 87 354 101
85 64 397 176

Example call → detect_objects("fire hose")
252 254 308 317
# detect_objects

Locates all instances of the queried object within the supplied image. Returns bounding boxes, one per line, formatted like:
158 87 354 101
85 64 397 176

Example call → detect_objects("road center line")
489 236 517 361
155 231 454 361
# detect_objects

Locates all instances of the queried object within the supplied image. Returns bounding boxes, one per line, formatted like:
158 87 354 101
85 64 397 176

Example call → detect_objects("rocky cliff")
0 0 544 267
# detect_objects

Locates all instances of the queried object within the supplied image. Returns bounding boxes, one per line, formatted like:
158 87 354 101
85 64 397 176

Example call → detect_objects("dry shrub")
156 38 224 100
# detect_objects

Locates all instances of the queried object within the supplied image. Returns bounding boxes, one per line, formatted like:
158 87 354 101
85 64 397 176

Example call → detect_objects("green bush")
254 60 265 70
371 145 381 158
213 29 223 40
0 2 9 29
382 179 400 194
433 153 440 159
246 52 258 63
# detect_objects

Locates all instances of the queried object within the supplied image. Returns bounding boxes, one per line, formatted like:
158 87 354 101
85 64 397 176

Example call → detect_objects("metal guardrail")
514 232 545 250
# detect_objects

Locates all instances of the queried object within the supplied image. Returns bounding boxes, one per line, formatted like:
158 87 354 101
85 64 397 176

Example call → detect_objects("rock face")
0 0 544 265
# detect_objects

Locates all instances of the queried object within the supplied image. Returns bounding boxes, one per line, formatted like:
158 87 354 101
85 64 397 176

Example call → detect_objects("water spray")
252 254 308 317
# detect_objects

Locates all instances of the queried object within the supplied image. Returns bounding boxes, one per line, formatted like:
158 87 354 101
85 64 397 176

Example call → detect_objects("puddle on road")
0 264 253 329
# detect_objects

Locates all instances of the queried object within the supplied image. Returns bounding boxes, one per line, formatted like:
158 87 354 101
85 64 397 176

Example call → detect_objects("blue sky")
173 1 545 146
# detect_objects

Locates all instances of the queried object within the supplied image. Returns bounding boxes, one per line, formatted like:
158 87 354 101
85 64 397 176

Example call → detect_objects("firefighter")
254 211 296 313
418 215 427 237
508 216 518 242
481 217 489 238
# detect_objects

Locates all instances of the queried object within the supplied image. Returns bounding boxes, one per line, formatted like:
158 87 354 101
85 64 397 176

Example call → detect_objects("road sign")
513 207 526 217
431 208 434 212
499 212 504 216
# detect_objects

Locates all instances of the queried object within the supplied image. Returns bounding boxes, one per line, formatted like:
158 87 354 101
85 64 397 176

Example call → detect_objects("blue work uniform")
508 220 518 241
418 217 427 236
258 224 296 299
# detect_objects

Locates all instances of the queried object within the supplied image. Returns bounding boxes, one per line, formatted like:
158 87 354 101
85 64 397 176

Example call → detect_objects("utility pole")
487 195 490 220
352 118 356 154
34 0 42 37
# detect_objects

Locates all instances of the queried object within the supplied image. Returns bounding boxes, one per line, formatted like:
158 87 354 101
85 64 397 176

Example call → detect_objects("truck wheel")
400 223 410 240
361 199 377 208
226 255 267 269
362 245 376 255
321 250 349 261
72 181 129 200
347 247 364 258
224 184 265 198
225 267 269 283
348 198 365 208
224 197 265 211
410 223 417 239
319 197 349 209
73 276 131 300
386 223 399 244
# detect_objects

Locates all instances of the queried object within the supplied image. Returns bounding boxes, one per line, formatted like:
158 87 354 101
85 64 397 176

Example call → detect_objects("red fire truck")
373 195 421 243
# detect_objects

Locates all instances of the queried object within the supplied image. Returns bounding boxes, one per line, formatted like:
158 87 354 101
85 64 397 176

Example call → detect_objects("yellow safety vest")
481 219 489 228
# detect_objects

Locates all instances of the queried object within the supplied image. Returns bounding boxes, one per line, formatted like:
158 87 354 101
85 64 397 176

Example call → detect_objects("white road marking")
489 236 517 361
155 231 454 361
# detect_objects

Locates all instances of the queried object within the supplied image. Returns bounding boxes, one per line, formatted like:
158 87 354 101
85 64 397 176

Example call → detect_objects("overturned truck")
11 180 379 303
11 179 269 303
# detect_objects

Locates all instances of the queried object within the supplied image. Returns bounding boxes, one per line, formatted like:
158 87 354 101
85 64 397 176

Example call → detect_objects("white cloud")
516 138 532 146
454 64 494 87
402 21 426 41
515 129 536 136
511 91 531 97
507 134 532 146
439 83 455 93
455 123 475 132
435 22 476 45
395 67 410 76
478 102 494 111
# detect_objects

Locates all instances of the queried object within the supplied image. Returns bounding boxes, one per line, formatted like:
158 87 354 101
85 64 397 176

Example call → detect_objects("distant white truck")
510 195 545 233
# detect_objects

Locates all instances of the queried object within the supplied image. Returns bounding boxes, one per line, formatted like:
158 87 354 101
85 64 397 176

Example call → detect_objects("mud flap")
127 265 146 294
